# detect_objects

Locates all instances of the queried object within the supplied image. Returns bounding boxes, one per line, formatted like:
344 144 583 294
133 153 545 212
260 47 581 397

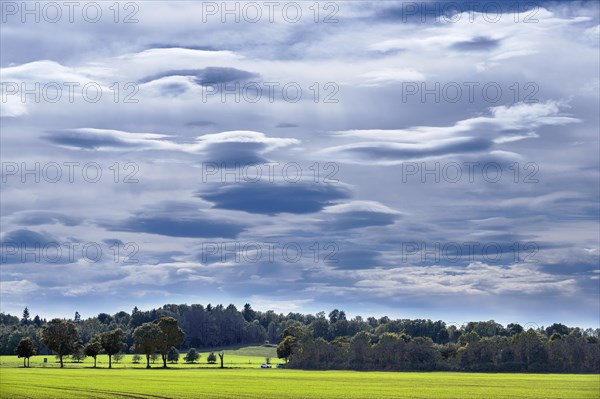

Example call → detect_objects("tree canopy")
39 319 79 368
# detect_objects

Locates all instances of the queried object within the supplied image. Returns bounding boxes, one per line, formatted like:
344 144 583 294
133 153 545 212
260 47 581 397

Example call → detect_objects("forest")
1 304 598 373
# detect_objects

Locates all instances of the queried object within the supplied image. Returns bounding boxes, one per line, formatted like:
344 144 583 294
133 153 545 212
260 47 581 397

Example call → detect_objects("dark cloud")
275 123 299 128
337 137 492 162
199 182 352 214
186 120 215 127
0 229 67 264
158 82 189 96
451 37 502 52
105 215 246 239
13 211 80 227
102 238 124 247
201 142 269 164
1 229 56 247
373 1 541 23
101 201 247 238
539 260 599 276
139 67 259 85
324 211 399 230
328 249 384 270
42 130 135 150
145 44 218 51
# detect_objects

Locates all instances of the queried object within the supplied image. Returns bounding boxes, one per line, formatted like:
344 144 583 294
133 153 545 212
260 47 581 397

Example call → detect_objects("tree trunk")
146 354 151 369
27 358 30 367
219 353 224 369
93 356 97 368
23 358 26 367
109 354 112 369
59 354 64 368
162 354 167 368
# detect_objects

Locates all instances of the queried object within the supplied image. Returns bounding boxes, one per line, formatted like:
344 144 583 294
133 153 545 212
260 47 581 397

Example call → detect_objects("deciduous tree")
207 352 217 364
84 336 102 368
39 319 79 368
157 317 184 368
71 342 85 362
277 336 296 363
15 337 36 367
167 347 179 363
101 328 127 369
133 322 162 369
184 348 200 363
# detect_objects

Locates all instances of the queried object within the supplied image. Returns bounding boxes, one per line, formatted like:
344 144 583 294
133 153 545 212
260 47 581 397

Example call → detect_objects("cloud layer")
1 1 598 326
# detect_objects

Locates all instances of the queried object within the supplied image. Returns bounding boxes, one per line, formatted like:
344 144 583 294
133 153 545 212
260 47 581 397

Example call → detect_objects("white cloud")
324 201 402 215
320 101 580 164
46 128 299 153
358 68 426 85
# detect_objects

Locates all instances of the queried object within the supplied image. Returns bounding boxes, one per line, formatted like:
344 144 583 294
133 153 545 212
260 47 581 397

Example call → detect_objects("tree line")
2 304 598 372
278 322 599 373
13 316 180 369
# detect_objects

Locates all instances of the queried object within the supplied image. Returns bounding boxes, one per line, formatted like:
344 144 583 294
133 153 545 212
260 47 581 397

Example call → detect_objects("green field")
1 368 599 399
1 347 598 399
0 345 279 369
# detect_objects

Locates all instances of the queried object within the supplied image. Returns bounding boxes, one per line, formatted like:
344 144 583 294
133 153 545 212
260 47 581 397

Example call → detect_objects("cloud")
145 44 220 51
102 238 124 247
451 36 502 51
540 259 599 276
496 191 585 209
139 67 259 85
202 142 271 164
328 249 385 270
186 120 215 127
110 216 245 238
358 68 426 85
43 128 174 151
275 122 299 128
371 2 535 23
321 201 402 230
102 201 247 238
323 137 492 164
321 101 579 164
43 129 299 157
1 229 57 247
0 98 27 118
193 131 299 152
199 182 352 215
315 261 579 298
326 211 399 229
194 131 300 164
0 229 65 264
0 279 41 296
1 1 598 326
11 211 80 227
583 25 600 44
246 296 313 314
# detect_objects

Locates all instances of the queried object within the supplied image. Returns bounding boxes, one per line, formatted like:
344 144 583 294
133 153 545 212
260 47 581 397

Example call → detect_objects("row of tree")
16 317 185 369
132 317 184 368
14 316 232 370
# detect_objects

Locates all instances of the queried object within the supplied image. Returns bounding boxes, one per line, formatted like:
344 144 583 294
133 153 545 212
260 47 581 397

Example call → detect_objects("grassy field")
1 346 599 398
0 345 279 369
1 367 599 399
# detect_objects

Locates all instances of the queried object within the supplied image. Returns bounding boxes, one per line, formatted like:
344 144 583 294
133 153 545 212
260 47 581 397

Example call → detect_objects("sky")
0 0 599 328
